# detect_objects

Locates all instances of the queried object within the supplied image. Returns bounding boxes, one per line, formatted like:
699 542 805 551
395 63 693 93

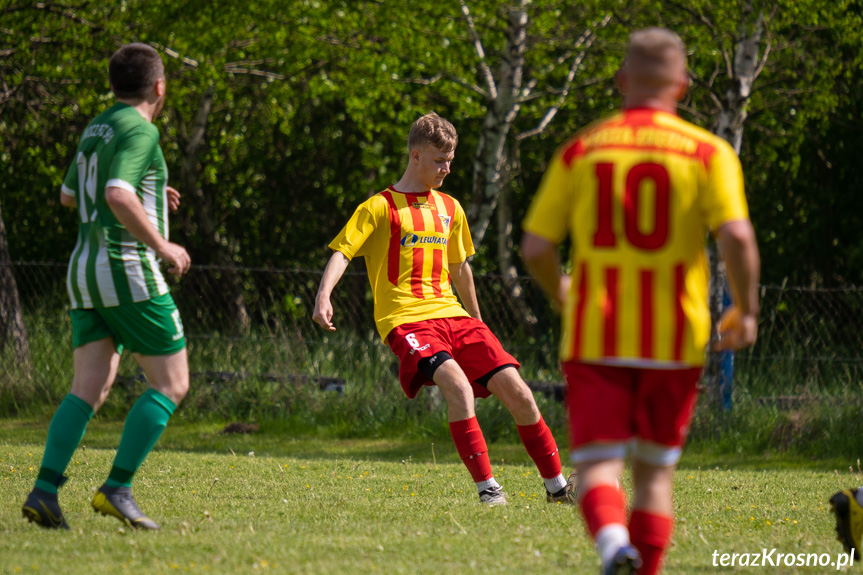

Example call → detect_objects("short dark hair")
109 43 164 100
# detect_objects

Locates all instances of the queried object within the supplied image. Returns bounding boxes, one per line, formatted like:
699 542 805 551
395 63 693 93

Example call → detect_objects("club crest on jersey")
401 233 447 248
438 215 451 229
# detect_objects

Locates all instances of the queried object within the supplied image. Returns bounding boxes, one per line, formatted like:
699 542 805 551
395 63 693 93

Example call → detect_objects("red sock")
516 418 562 479
629 510 673 575
449 417 493 482
580 484 627 538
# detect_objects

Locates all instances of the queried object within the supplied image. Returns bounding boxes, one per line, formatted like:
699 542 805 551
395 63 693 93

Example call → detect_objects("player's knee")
154 375 189 405
485 367 535 406
171 377 190 402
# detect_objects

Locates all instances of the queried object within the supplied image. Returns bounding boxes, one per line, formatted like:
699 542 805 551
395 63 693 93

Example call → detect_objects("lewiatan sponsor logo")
400 234 447 248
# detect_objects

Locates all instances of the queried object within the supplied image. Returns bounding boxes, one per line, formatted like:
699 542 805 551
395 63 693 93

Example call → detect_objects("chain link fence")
2 261 862 417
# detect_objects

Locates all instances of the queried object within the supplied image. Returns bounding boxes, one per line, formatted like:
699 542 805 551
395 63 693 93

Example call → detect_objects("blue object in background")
718 283 734 410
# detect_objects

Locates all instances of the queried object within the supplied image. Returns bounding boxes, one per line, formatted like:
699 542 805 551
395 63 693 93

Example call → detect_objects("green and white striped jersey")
62 103 170 308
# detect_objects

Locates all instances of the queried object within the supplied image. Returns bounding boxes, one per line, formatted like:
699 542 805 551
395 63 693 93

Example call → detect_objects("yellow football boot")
92 484 159 530
22 488 70 530
830 488 863 558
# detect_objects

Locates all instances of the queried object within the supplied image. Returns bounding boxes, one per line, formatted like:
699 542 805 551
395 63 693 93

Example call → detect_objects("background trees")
2 0 861 288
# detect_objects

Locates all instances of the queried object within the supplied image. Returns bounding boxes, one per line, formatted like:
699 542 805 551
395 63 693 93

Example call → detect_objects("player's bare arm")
714 219 760 351
450 260 482 321
520 232 568 310
104 186 191 277
166 185 181 213
313 251 351 331
60 190 76 208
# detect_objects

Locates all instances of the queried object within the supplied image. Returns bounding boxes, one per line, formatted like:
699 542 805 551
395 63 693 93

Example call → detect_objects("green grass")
5 323 863 460
0 421 857 574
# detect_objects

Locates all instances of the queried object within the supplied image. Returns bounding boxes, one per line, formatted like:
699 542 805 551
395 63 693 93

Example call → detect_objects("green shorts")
70 293 186 356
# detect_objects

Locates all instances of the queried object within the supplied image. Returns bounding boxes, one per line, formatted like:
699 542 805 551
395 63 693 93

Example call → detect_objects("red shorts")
388 316 520 400
564 361 701 466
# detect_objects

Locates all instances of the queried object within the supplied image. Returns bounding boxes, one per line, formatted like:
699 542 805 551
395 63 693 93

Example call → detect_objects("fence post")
718 284 734 410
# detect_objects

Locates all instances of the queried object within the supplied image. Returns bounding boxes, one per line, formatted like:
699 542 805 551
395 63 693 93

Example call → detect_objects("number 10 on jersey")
593 162 670 251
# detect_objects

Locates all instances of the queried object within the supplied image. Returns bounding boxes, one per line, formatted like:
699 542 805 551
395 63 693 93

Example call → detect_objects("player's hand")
167 186 181 213
312 297 336 331
713 306 758 351
556 274 572 311
157 242 191 277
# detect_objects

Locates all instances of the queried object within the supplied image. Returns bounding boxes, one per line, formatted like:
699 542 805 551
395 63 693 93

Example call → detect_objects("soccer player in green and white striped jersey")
22 43 191 531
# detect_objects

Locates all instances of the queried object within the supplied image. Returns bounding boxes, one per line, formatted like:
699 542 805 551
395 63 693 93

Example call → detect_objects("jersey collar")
389 185 432 197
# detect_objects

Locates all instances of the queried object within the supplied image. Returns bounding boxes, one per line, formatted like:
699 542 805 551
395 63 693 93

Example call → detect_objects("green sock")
105 388 176 488
35 394 94 494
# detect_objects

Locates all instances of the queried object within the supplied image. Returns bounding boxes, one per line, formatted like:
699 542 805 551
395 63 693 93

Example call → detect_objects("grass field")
0 420 856 574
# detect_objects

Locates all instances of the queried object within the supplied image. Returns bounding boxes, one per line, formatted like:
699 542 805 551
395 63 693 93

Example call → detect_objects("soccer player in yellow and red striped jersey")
313 112 568 506
522 29 760 574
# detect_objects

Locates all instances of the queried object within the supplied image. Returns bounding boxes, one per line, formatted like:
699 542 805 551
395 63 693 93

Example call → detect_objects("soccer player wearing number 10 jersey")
314 113 569 506
23 44 192 531
522 29 760 574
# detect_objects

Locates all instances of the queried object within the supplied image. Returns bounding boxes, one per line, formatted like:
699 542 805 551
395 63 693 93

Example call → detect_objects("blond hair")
407 112 458 152
623 28 687 92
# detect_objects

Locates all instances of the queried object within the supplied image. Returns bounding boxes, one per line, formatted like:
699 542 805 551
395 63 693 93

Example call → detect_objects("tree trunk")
181 86 251 333
714 7 764 155
497 152 537 329
460 3 540 330
706 4 765 407
466 3 527 249
0 200 31 367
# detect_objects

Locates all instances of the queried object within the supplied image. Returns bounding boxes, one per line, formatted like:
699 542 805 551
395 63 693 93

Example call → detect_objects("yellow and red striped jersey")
523 108 749 367
329 187 473 341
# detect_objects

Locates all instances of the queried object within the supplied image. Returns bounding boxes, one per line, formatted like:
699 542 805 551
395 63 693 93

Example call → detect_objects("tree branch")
399 72 488 97
459 0 497 100
150 42 199 67
515 14 610 141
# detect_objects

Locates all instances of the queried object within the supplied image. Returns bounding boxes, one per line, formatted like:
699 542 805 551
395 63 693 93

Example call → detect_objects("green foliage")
3 1 860 285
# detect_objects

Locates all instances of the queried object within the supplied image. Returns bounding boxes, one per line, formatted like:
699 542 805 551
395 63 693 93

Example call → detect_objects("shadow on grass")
0 419 540 467
0 419 852 473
